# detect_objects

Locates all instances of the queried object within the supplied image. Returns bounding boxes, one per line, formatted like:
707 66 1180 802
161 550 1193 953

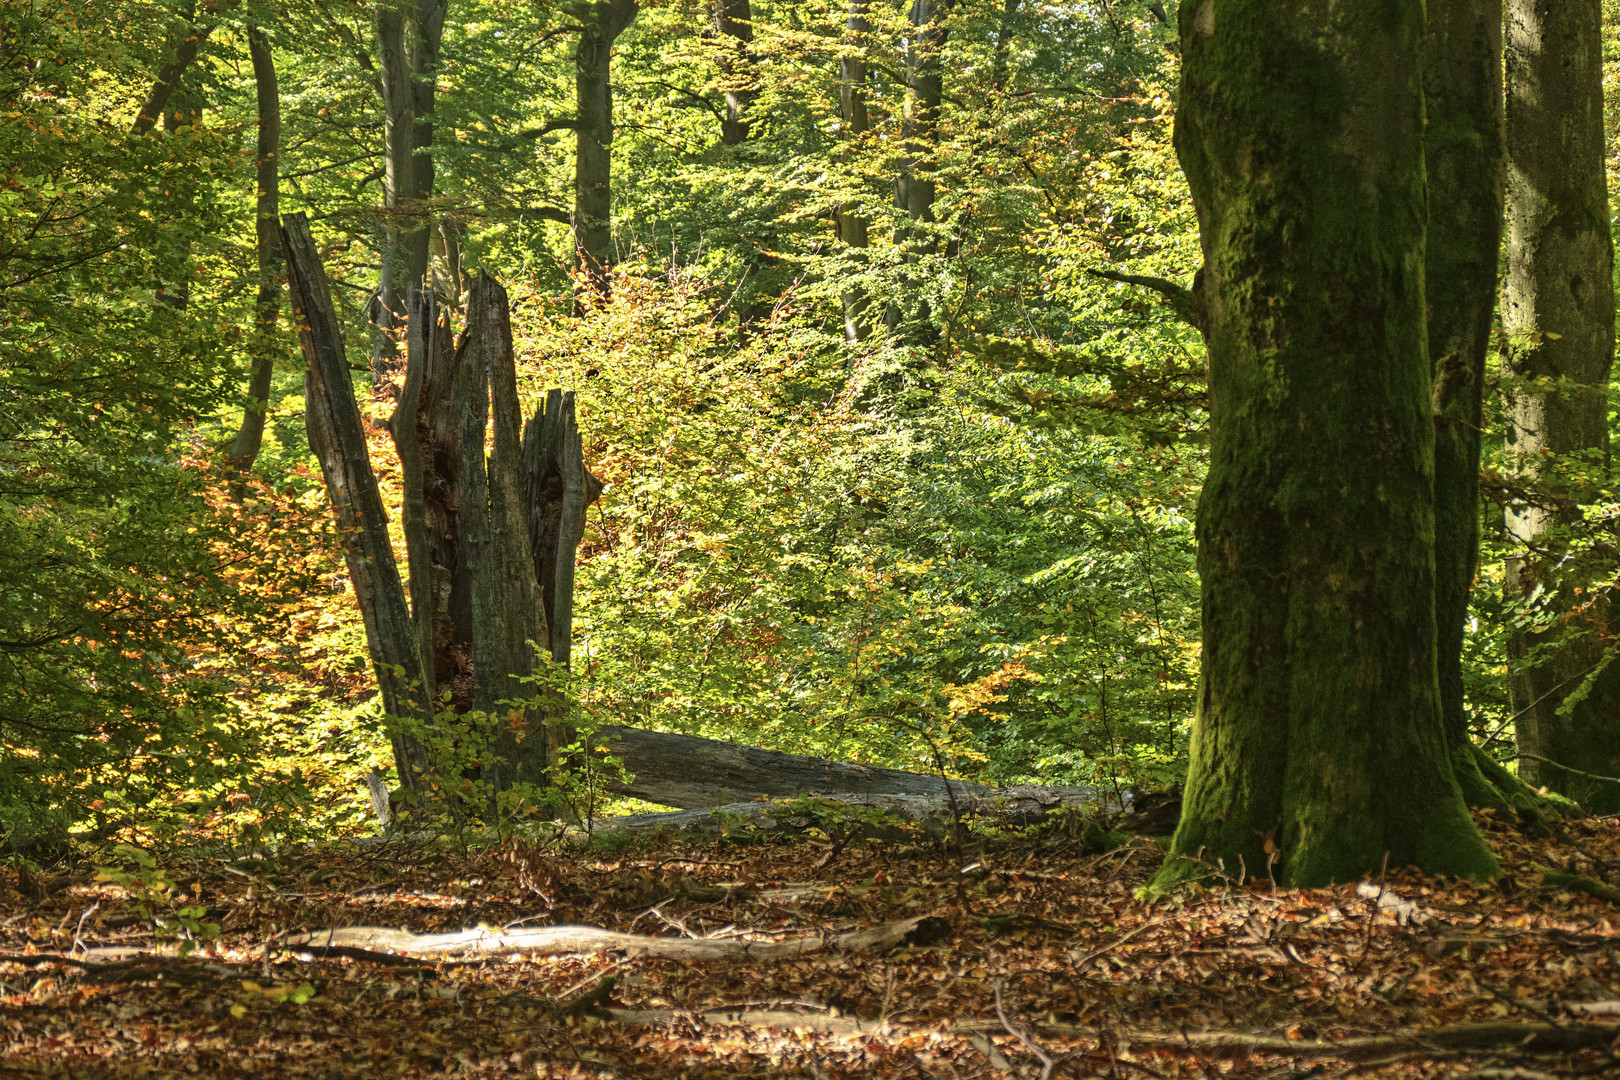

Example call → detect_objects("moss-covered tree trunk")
1501 0 1620 810
1154 0 1497 888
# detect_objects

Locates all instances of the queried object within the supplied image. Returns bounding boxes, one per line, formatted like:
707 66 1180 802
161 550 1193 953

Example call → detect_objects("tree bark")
227 26 282 475
132 9 212 135
281 212 435 791
1154 0 1496 888
1502 0 1620 811
375 0 446 377
524 390 605 664
836 0 871 344
574 0 639 299
1424 0 1528 810
712 0 755 145
388 284 441 707
395 288 474 714
881 0 951 341
455 277 553 788
593 724 991 808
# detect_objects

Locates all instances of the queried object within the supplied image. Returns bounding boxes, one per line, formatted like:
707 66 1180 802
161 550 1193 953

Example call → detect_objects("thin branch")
994 981 1055 1080
512 117 579 139
1510 753 1620 790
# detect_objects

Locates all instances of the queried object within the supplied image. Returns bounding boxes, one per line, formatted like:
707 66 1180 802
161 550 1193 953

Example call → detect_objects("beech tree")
1154 0 1498 887
376 0 447 369
1500 0 1620 810
1425 0 1540 810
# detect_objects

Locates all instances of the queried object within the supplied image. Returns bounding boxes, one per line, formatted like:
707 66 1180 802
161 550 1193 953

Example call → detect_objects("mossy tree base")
1154 0 1497 889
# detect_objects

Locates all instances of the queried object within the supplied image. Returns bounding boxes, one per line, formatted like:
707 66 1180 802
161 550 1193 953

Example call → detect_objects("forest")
7 0 1620 1076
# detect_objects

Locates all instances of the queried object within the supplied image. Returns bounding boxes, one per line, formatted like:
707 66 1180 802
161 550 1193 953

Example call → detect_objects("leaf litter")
5 805 1620 1078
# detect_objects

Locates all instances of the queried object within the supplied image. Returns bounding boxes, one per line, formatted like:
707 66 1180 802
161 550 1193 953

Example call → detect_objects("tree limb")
1086 268 1199 329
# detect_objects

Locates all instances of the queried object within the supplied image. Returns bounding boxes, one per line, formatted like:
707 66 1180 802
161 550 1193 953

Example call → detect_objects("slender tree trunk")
712 0 755 145
836 0 871 344
882 0 950 341
1154 0 1496 888
574 0 639 300
227 26 282 474
1424 0 1528 809
375 0 446 378
1502 0 1620 810
281 213 435 792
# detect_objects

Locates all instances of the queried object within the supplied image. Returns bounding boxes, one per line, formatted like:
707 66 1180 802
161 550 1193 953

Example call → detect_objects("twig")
72 902 99 955
994 980 1054 1080
1070 917 1170 968
1510 753 1620 789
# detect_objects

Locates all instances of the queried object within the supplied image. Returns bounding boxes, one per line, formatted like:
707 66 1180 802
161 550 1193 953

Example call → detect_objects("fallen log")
66 915 943 966
593 725 990 809
575 786 1130 842
607 1009 1620 1061
279 914 945 961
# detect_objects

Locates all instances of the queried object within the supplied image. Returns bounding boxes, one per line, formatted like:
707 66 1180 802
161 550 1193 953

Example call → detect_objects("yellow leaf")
230 1003 247 1018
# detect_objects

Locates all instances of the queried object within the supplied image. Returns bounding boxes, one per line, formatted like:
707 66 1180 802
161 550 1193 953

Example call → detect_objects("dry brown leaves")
4 806 1620 1078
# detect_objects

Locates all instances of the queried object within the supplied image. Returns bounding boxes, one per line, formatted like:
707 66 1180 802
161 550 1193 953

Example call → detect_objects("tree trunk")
227 26 282 475
289 220 605 801
881 0 950 341
836 0 871 344
574 0 639 299
712 0 755 145
1154 0 1496 888
1502 0 1620 810
388 284 441 708
458 276 554 788
375 0 446 378
391 288 475 714
281 212 435 791
1424 0 1531 810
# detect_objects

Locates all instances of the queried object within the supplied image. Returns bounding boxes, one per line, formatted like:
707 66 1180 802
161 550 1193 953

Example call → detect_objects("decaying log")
592 724 994 809
573 786 1128 842
604 1009 1620 1062
279 913 942 961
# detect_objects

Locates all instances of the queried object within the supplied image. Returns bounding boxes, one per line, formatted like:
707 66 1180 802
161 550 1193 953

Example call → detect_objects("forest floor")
4 803 1620 1078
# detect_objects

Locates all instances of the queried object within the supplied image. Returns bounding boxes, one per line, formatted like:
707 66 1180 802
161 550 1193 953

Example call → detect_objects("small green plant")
95 845 219 956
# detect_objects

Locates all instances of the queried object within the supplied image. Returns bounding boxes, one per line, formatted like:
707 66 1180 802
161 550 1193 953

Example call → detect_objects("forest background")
2 0 1613 852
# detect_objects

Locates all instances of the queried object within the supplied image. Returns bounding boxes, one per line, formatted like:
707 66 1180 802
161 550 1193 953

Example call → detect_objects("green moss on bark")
1152 0 1497 890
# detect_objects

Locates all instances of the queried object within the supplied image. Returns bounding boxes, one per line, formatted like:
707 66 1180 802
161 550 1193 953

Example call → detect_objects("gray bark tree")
836 0 872 344
227 26 283 474
1153 0 1497 888
573 0 639 298
882 0 951 341
375 0 446 374
1501 0 1620 810
711 0 755 145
